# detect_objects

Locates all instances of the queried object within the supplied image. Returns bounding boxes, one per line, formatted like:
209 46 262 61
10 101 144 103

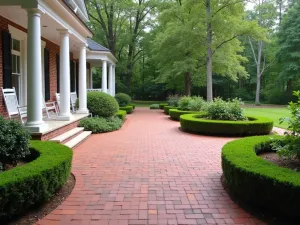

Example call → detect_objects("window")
11 38 21 99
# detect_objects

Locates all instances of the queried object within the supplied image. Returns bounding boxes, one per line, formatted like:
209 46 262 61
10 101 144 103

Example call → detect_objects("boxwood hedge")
180 114 273 136
115 110 127 121
159 103 168 109
163 106 178 115
222 136 300 219
0 141 72 220
169 109 201 121
119 105 134 114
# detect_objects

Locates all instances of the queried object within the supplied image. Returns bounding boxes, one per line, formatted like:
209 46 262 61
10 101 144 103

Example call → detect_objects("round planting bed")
169 109 203 121
159 103 168 109
180 114 273 136
0 141 72 220
163 106 178 115
119 105 134 114
222 136 300 219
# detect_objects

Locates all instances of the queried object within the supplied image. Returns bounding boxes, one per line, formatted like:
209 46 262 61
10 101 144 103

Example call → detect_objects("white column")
108 63 113 96
25 9 47 132
112 65 116 96
102 60 107 93
90 67 93 89
57 29 72 120
77 44 89 114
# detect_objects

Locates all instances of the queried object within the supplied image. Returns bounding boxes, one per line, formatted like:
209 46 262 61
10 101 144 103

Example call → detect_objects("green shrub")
169 109 200 121
222 136 300 219
207 98 246 121
150 104 160 109
159 103 168 109
79 116 123 134
180 114 273 136
167 94 180 107
178 96 192 110
178 96 206 111
87 92 119 117
119 105 134 114
130 103 136 109
0 117 31 169
115 110 127 121
0 141 72 219
115 93 132 107
163 106 178 115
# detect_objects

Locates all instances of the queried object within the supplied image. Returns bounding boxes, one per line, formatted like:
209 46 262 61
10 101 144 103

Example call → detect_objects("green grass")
244 107 290 129
132 100 166 107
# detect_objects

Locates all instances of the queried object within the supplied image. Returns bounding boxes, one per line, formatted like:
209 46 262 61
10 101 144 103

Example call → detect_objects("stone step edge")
50 127 84 143
64 131 92 149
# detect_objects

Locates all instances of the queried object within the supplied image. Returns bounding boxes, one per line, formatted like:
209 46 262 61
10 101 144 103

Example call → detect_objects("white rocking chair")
55 92 78 112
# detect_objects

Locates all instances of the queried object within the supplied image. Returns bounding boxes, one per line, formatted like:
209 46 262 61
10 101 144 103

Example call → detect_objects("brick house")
0 0 117 141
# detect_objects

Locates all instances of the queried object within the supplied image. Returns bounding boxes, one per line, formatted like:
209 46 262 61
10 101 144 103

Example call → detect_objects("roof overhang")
87 49 118 66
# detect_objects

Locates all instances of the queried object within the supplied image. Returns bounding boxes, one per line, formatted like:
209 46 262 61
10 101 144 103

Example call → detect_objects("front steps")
50 127 92 149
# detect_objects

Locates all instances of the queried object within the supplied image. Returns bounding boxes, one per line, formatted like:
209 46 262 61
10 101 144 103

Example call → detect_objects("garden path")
37 108 265 225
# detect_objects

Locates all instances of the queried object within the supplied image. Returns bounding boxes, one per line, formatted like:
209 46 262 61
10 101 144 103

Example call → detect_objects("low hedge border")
119 105 134 114
130 104 136 109
115 110 127 121
0 141 72 220
180 114 273 136
169 109 201 121
222 136 300 219
163 106 178 115
159 103 168 109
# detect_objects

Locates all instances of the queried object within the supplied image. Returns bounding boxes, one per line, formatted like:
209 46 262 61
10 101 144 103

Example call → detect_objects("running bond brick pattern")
37 108 265 225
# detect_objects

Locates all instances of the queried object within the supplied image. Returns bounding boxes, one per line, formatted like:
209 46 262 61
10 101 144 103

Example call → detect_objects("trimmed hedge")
119 105 134 114
130 103 136 109
180 114 273 136
87 92 119 117
115 110 127 121
0 141 72 220
150 104 160 109
115 93 132 107
169 109 201 121
163 106 178 115
159 103 168 109
222 136 300 219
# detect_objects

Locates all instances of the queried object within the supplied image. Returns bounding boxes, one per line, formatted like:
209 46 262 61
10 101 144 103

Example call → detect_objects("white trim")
8 25 27 40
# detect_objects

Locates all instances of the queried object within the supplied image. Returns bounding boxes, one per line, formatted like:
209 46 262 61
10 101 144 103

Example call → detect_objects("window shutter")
2 30 12 88
56 54 60 93
44 48 50 101
70 60 75 92
75 61 79 96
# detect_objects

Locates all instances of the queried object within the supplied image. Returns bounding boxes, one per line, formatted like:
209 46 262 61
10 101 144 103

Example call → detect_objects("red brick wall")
0 15 80 117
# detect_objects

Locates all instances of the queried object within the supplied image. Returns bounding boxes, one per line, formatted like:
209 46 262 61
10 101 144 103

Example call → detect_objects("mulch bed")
259 152 300 172
4 174 75 225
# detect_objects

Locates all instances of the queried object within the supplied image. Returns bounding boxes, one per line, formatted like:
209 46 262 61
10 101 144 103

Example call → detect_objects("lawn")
244 106 290 129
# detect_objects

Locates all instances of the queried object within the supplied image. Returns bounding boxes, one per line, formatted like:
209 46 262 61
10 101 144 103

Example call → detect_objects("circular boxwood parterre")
119 105 134 114
159 103 168 109
222 136 300 219
169 109 202 121
180 114 273 136
0 141 72 220
163 106 178 115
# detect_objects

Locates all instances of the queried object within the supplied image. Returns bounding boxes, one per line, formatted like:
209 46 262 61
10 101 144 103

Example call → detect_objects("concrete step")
64 131 92 149
50 127 84 143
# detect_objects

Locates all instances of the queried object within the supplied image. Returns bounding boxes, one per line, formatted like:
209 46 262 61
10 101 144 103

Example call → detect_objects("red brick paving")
37 108 265 225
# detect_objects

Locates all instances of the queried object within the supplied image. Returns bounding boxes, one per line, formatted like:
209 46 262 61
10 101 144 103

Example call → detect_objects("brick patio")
37 108 265 225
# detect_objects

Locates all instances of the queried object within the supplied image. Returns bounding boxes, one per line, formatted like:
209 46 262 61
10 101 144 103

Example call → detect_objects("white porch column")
102 60 107 93
25 9 47 132
77 44 89 114
57 29 72 120
108 63 113 96
90 67 93 89
112 65 116 96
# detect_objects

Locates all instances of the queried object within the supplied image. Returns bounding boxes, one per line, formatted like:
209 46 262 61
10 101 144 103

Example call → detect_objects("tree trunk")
287 79 293 93
206 0 213 102
184 72 191 96
255 41 263 105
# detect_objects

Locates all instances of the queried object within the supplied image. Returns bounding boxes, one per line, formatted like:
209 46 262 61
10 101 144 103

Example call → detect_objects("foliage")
272 91 300 159
167 94 180 107
222 136 300 219
87 92 119 117
178 96 207 111
150 104 160 109
207 98 246 121
180 114 273 136
159 103 168 109
163 106 178 115
119 105 134 114
0 117 31 169
115 110 127 121
169 109 200 121
79 116 123 134
115 93 132 107
0 141 72 220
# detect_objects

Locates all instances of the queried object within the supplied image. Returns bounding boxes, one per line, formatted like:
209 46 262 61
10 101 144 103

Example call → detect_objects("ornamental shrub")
87 92 119 117
0 117 31 169
167 94 180 107
178 96 192 110
119 105 134 114
115 110 127 121
115 93 132 107
79 116 123 134
178 96 206 111
150 104 160 109
207 98 246 121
